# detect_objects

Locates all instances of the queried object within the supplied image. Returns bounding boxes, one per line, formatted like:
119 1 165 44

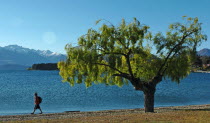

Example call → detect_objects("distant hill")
197 48 210 56
0 45 66 70
29 63 58 70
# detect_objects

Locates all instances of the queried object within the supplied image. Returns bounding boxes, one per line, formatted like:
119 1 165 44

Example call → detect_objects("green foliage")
58 17 207 88
154 17 207 83
58 18 157 87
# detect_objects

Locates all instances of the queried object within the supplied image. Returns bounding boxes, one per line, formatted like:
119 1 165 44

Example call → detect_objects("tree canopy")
58 17 206 88
58 18 154 87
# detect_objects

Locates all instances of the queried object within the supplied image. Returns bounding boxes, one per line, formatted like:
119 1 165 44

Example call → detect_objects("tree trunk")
144 89 155 112
130 77 160 113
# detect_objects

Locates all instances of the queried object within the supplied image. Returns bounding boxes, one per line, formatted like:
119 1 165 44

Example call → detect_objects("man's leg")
31 108 36 114
37 105 42 114
39 108 43 114
31 105 38 114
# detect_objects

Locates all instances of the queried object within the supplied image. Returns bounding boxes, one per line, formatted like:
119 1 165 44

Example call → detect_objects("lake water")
0 70 210 115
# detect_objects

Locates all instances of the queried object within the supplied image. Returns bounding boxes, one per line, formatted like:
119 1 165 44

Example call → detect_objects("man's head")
34 92 38 96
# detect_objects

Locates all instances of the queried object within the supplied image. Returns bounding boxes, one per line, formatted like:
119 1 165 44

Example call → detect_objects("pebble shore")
0 104 210 121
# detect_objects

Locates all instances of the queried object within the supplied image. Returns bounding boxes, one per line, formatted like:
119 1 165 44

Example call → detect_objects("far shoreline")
192 70 210 73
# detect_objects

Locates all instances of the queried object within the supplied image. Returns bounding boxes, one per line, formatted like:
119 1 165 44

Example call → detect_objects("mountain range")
0 45 209 70
0 45 66 70
197 48 210 56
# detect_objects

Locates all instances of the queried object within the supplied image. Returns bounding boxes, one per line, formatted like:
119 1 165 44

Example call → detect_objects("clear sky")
0 0 209 54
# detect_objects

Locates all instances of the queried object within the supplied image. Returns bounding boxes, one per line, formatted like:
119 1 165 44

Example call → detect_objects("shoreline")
1 104 210 121
193 70 210 73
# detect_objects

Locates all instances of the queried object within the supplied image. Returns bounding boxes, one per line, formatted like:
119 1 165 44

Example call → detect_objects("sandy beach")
1 104 210 122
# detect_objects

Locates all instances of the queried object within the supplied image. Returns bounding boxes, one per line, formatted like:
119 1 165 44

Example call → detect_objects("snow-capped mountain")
3 45 61 56
197 48 210 56
3 45 31 53
0 45 66 67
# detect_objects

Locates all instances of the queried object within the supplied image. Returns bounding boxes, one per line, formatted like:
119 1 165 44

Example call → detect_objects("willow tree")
58 17 207 112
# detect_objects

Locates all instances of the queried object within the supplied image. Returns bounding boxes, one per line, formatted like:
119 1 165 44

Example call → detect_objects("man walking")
31 92 43 114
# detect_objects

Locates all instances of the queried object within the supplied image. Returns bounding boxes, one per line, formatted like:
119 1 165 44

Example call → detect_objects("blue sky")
0 0 209 53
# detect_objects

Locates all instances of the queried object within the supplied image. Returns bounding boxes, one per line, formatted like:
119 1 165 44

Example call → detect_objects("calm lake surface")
0 70 210 115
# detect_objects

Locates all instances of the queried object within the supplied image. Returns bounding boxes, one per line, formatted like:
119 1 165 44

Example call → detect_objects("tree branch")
112 73 131 80
125 49 134 79
161 47 184 76
96 48 126 56
116 38 129 50
157 30 195 76
91 62 126 75
113 73 144 91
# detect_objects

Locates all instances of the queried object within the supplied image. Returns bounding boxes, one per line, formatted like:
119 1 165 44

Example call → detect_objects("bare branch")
96 19 115 27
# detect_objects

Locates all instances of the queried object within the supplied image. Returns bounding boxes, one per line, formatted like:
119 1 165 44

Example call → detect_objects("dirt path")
1 104 210 121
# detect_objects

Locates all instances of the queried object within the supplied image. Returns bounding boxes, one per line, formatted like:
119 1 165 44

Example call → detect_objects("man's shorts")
34 104 41 109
